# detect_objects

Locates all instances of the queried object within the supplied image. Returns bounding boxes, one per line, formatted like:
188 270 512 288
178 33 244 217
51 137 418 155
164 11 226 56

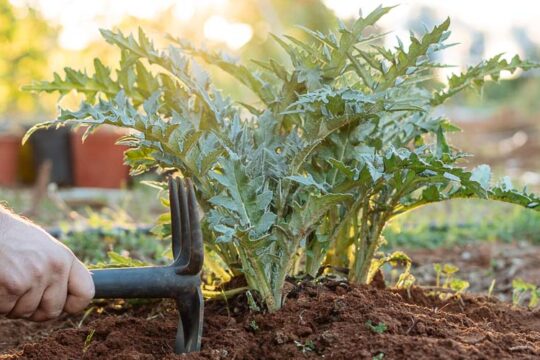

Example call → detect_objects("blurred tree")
0 0 57 122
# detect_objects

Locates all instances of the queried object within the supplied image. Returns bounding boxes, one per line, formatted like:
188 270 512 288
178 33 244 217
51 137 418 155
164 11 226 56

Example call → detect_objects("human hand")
0 208 95 321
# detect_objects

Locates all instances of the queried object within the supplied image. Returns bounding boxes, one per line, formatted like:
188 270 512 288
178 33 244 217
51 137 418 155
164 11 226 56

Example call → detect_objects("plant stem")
237 244 280 312
349 196 389 283
202 286 249 299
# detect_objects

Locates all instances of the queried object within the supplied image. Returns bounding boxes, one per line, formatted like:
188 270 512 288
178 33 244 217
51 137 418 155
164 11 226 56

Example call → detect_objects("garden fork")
90 177 204 354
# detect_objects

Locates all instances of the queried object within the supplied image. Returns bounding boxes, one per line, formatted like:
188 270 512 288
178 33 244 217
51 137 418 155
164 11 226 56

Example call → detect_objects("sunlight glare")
203 16 253 50
173 1 196 22
322 0 362 18
9 0 231 50
126 0 174 20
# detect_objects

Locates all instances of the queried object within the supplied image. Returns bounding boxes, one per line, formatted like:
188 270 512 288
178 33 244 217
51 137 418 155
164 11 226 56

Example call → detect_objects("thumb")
64 259 95 314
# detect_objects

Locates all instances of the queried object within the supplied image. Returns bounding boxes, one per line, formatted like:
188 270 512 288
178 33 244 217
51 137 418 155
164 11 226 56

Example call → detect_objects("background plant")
512 278 540 308
25 6 540 311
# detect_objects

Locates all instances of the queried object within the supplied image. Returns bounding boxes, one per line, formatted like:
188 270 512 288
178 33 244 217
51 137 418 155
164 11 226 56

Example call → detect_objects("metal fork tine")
183 178 204 274
174 304 186 354
174 177 191 268
178 287 204 352
168 177 182 260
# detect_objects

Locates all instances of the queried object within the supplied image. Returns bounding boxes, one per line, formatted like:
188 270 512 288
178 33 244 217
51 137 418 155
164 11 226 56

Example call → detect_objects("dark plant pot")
18 138 36 184
71 127 130 188
30 127 73 186
0 134 20 186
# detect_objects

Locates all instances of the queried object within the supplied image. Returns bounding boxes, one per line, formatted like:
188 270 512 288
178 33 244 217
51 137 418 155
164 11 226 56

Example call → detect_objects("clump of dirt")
3 280 540 359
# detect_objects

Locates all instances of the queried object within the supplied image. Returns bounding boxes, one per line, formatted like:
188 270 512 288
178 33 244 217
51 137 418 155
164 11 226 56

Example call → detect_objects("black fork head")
167 176 204 353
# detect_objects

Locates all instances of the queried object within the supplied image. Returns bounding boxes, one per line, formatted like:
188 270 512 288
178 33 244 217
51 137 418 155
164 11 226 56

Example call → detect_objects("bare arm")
0 206 94 322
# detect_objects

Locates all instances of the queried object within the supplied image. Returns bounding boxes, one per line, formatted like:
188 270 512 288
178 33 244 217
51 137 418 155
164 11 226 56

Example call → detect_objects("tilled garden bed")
2 279 540 360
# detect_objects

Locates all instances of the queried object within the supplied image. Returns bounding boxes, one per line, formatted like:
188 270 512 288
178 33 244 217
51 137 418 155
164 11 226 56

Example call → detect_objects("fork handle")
91 266 200 299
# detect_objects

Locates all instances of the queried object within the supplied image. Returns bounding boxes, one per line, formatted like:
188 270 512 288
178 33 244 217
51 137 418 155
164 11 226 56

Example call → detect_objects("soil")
2 274 540 360
450 109 540 173
404 241 540 303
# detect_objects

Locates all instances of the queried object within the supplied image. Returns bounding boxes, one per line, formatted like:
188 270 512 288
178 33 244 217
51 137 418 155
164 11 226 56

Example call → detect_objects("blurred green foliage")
0 0 57 122
55 207 168 264
60 228 167 265
459 76 540 115
384 199 540 249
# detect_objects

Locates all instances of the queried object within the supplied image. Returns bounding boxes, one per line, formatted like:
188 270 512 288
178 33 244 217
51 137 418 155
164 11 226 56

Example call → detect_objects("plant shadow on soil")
2 275 540 360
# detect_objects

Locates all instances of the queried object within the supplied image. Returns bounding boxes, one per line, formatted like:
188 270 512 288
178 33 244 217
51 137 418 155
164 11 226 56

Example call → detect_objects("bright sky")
10 0 235 49
325 1 540 54
10 0 540 75
325 0 540 77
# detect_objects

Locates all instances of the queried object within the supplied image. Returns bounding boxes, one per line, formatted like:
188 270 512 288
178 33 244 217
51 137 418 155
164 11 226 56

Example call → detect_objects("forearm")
0 205 42 254
0 204 36 231
0 204 24 237
0 205 15 251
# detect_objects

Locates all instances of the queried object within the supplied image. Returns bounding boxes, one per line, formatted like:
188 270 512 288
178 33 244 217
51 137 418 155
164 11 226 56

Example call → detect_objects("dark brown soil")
2 279 540 360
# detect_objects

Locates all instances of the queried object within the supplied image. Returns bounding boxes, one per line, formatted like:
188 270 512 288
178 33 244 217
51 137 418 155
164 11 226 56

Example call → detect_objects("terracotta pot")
0 135 21 186
71 127 130 188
